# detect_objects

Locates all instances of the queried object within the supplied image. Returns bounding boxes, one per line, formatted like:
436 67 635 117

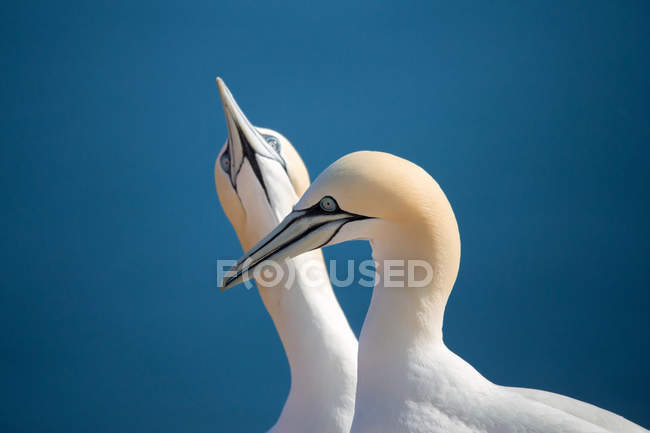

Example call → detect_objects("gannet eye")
220 151 231 173
264 135 281 153
319 196 338 212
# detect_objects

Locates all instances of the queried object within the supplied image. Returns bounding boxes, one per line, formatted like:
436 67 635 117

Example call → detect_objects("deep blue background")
1 1 648 431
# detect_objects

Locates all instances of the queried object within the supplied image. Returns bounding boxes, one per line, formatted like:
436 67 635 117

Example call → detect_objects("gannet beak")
219 202 370 290
216 77 284 189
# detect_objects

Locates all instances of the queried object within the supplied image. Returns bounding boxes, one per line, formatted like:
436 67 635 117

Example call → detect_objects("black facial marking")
226 128 288 205
296 198 368 225
228 199 370 280
314 218 352 250
237 126 271 202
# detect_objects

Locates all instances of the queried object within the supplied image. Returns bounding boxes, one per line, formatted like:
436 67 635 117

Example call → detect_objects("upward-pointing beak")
219 201 370 291
216 77 283 189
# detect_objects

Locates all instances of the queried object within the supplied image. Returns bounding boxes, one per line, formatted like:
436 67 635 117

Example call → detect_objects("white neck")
352 229 490 433
257 250 358 433
236 164 358 432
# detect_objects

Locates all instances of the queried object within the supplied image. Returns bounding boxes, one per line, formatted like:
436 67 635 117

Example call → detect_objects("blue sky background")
1 1 649 431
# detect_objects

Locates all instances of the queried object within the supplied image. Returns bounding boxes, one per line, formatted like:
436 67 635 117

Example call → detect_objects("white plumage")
223 150 647 433
214 78 357 433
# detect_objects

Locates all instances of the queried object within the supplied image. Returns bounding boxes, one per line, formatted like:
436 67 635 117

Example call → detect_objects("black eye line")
294 196 370 220
314 218 355 250
223 129 289 204
237 126 271 203
225 208 371 283
299 198 339 215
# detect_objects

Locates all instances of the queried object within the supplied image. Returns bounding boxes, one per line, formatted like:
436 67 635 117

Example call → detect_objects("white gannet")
221 151 647 433
214 78 358 433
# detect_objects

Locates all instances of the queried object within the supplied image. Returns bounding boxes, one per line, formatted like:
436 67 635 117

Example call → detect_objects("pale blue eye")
319 196 337 212
265 135 281 152
220 152 231 172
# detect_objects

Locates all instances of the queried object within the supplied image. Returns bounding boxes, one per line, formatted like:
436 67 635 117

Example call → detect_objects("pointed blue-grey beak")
219 198 370 291
216 77 284 190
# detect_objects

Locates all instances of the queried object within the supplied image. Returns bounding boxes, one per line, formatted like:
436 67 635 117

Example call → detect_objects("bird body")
214 78 357 433
506 387 647 433
223 151 647 433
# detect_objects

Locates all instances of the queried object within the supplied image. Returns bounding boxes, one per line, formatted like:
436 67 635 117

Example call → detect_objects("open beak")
216 77 284 189
219 202 370 290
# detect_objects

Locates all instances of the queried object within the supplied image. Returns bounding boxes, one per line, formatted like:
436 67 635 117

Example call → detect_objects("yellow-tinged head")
221 151 461 292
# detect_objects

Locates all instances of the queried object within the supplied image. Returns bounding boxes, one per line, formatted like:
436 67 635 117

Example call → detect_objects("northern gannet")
214 78 358 433
221 151 647 433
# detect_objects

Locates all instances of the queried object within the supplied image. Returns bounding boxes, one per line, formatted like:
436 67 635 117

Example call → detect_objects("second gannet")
222 151 646 433
214 78 357 433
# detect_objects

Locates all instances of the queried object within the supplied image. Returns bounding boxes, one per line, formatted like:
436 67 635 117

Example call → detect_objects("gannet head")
221 151 461 291
214 78 310 250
